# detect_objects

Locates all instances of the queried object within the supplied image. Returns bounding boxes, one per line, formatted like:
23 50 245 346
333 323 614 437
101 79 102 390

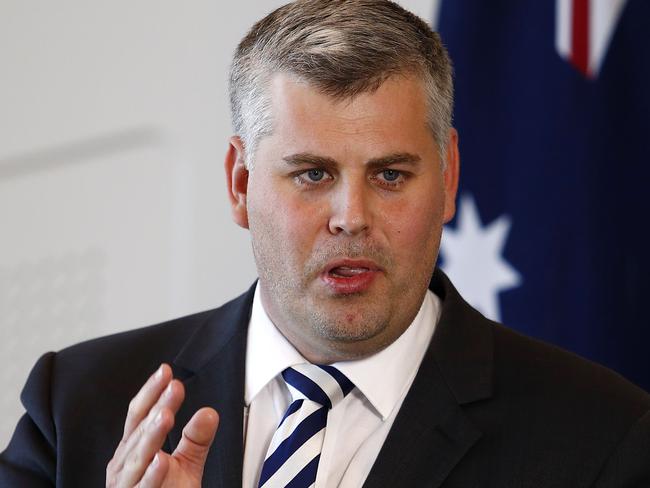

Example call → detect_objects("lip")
320 258 383 295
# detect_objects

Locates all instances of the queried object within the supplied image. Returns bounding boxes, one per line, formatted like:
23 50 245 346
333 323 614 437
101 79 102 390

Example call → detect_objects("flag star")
439 194 521 322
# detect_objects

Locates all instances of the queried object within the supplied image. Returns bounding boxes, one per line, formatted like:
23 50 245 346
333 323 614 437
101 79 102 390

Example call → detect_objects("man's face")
226 74 458 363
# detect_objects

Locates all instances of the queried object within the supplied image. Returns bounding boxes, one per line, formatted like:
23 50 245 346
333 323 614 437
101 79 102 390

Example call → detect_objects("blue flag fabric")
437 0 650 391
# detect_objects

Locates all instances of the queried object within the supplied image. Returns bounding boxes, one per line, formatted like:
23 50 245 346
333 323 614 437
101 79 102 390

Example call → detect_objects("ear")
224 136 250 229
442 128 460 223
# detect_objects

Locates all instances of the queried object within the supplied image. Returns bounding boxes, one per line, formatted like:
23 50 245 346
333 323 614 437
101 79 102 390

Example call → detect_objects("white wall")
0 0 440 447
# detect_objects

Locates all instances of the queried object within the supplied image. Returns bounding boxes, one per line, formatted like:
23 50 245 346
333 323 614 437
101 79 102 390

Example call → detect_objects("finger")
113 378 185 464
108 406 174 488
116 381 185 486
172 407 219 475
123 364 173 440
108 365 174 483
136 452 170 488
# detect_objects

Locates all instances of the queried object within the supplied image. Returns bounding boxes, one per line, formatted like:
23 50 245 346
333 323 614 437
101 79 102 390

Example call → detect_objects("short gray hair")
229 0 453 166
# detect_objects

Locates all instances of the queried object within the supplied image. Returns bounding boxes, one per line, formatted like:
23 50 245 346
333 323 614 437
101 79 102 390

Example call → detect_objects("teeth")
332 266 369 277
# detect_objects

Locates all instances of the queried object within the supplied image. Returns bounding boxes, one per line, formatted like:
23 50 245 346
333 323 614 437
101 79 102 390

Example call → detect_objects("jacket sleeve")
0 352 58 487
592 408 650 488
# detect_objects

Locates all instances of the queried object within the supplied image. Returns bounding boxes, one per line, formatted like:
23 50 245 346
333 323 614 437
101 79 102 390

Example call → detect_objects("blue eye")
306 169 325 181
382 169 400 181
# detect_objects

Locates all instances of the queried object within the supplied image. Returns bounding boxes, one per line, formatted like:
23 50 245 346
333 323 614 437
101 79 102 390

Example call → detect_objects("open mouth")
322 259 382 294
329 266 371 278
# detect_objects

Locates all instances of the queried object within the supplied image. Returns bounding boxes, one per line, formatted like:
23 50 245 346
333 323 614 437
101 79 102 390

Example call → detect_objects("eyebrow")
282 152 421 169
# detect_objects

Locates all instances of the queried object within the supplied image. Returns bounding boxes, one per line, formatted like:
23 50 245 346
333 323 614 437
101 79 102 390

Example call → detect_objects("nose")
328 179 371 236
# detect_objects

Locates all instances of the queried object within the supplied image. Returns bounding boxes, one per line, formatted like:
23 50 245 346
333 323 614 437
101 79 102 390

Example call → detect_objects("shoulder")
431 268 650 421
431 269 650 480
6 287 254 483
491 322 650 420
485 323 650 482
22 285 255 422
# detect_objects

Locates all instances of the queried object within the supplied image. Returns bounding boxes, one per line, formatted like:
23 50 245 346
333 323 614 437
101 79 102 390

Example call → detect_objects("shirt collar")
245 285 306 406
245 284 440 420
332 290 439 420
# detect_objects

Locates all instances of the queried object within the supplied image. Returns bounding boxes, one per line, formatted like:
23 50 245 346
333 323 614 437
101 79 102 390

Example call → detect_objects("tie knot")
282 364 354 409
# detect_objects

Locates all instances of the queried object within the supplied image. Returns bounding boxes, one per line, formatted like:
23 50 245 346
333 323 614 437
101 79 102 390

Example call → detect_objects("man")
1 1 649 487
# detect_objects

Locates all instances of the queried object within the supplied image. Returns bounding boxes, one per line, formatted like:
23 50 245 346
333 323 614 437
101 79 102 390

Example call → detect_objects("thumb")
172 407 219 475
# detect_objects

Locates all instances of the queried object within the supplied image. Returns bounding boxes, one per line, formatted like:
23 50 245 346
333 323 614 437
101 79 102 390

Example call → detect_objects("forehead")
259 74 436 160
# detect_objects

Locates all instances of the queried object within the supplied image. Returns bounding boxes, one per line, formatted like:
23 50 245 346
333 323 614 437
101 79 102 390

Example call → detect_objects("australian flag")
437 0 650 391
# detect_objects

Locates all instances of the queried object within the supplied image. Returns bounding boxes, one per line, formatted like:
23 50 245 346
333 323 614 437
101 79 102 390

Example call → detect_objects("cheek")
248 184 326 258
282 202 317 246
385 194 445 256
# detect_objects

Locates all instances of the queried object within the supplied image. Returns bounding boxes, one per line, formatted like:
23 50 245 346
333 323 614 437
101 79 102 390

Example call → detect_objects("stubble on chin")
253 236 398 344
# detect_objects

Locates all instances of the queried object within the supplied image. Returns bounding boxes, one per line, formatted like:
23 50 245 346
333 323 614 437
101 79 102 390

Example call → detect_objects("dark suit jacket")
1 269 649 487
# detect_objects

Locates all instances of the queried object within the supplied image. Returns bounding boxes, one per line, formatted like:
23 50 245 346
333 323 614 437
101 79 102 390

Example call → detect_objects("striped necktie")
257 364 355 488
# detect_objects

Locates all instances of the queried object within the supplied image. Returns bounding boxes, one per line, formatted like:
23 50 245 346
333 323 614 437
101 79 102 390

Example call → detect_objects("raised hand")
106 364 219 487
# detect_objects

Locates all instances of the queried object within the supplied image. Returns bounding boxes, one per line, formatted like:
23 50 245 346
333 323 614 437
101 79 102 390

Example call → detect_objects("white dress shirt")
242 285 440 488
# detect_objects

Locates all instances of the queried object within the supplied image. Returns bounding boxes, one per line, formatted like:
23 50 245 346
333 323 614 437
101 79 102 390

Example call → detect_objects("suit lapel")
168 283 256 488
364 269 494 488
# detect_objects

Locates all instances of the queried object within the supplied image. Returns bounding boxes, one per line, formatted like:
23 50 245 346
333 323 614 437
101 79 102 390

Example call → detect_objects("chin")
309 307 390 344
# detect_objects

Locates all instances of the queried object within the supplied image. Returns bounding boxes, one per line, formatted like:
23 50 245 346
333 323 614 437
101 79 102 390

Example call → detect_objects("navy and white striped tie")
257 364 355 488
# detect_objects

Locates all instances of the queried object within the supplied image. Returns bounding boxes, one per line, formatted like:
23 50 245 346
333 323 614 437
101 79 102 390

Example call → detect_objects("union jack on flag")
555 0 628 78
